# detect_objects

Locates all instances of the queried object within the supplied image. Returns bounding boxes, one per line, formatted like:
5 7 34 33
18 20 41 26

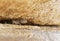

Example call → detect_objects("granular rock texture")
0 24 60 41
0 0 60 25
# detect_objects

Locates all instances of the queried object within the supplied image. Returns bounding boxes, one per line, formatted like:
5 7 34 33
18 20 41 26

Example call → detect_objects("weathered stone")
0 24 60 41
0 0 60 25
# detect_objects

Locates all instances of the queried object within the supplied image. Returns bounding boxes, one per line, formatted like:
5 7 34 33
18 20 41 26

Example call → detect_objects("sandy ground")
0 24 59 41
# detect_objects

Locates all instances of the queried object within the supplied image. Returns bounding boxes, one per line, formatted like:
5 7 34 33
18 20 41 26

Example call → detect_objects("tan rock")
0 24 60 41
0 0 60 25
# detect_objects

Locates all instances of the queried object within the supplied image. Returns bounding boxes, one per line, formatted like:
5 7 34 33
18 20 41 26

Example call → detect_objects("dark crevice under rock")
0 19 39 26
0 19 12 24
0 19 59 27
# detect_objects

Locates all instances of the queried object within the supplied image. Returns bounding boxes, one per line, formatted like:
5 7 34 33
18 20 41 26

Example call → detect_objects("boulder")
0 0 60 25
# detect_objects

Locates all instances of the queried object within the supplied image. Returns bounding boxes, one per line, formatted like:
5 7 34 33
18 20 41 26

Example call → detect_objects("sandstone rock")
0 24 60 41
0 0 60 25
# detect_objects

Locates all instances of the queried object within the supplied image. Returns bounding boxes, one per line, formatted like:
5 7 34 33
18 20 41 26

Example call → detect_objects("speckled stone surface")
0 24 59 41
0 0 60 25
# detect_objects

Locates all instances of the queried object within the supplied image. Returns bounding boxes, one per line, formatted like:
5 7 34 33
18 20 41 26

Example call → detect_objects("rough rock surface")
0 24 60 41
0 0 60 25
